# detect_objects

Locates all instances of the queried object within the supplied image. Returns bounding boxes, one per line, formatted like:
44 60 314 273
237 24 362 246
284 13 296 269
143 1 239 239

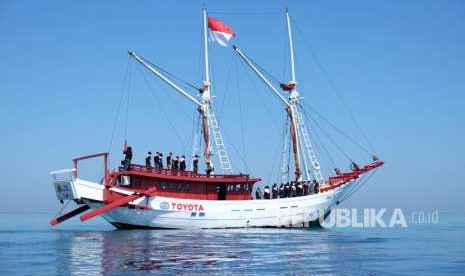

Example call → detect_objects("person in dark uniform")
145 151 152 167
167 152 173 170
308 181 315 195
351 161 360 171
272 183 278 199
279 183 285 198
206 161 213 176
313 180 319 194
159 153 163 169
192 154 199 174
255 187 262 199
289 182 297 197
297 182 303 196
154 152 160 169
263 186 270 199
123 146 132 170
284 182 290 198
124 146 132 162
303 181 309 195
180 155 186 172
173 156 180 172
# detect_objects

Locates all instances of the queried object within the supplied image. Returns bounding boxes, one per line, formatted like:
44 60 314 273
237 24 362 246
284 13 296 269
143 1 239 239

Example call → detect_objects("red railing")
121 163 252 180
73 152 109 184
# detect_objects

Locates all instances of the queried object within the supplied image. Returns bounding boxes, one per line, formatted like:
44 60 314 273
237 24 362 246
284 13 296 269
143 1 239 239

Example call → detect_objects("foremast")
128 6 232 174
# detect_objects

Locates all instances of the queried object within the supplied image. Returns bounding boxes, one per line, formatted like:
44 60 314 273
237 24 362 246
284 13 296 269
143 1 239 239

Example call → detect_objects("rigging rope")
209 11 281 15
292 19 377 154
235 58 249 171
219 51 235 121
139 55 201 94
305 112 338 170
339 170 378 203
267 117 287 185
302 107 353 162
108 56 132 154
124 59 133 142
136 65 189 152
238 55 281 130
301 103 371 155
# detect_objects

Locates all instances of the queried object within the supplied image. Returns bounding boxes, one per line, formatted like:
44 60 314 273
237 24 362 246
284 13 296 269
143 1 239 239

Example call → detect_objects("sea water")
0 213 464 275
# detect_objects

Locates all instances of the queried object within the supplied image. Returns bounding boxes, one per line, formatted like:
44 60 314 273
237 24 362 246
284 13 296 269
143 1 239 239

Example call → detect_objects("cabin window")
184 183 191 191
176 182 184 190
235 184 241 192
227 185 233 192
243 183 249 191
160 182 167 190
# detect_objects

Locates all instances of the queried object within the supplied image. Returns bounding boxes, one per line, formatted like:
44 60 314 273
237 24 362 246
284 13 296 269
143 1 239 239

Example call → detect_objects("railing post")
73 159 78 178
104 153 109 186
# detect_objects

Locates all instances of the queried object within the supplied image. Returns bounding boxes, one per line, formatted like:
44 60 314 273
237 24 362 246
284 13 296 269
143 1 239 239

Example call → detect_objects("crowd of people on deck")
122 145 201 174
254 180 320 199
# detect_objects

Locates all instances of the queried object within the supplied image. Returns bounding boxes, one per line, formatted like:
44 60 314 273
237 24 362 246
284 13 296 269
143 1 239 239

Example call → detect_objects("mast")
286 7 296 82
129 6 233 175
234 8 324 183
201 5 213 172
285 7 302 181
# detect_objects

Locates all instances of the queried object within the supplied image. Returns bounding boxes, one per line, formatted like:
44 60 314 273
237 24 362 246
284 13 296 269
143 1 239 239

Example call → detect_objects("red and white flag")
208 17 235 46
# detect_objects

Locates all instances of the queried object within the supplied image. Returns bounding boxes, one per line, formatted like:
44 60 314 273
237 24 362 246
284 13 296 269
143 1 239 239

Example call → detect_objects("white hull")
58 178 352 229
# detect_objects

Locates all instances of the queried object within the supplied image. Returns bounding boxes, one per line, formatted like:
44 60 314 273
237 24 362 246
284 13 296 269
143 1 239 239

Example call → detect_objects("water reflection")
54 228 377 275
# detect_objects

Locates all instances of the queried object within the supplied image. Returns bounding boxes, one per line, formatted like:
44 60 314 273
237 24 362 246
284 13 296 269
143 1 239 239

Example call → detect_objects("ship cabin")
111 164 261 201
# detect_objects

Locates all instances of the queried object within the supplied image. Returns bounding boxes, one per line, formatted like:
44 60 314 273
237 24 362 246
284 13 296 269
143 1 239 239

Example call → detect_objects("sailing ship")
50 7 383 229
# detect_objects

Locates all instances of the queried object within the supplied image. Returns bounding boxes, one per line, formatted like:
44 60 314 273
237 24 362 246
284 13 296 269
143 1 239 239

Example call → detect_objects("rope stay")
108 56 132 155
136 65 190 152
300 103 370 156
292 18 377 155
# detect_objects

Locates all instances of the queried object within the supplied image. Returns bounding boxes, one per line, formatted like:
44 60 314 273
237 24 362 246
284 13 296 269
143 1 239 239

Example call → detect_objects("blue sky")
1 0 464 213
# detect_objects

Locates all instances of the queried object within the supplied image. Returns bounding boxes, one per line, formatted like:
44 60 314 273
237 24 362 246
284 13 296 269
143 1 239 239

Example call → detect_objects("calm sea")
0 213 463 275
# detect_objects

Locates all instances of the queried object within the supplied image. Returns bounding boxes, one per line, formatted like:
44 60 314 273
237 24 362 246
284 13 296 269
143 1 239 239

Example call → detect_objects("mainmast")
284 7 303 182
233 8 323 183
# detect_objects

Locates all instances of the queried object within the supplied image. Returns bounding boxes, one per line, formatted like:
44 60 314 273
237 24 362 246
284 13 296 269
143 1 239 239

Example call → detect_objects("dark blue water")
0 213 464 275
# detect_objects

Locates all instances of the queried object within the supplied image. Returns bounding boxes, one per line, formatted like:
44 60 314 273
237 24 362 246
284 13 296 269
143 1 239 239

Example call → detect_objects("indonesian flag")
208 17 235 46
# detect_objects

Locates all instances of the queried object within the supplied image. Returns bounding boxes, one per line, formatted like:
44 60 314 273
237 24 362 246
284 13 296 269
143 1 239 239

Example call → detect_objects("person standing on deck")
272 184 278 199
313 180 320 194
297 182 303 196
145 152 152 167
159 153 164 169
123 145 133 170
303 181 309 195
173 156 180 172
284 182 290 198
279 184 285 198
167 152 173 170
192 154 199 174
180 155 186 172
263 186 270 199
154 152 160 169
255 187 262 199
206 161 213 176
